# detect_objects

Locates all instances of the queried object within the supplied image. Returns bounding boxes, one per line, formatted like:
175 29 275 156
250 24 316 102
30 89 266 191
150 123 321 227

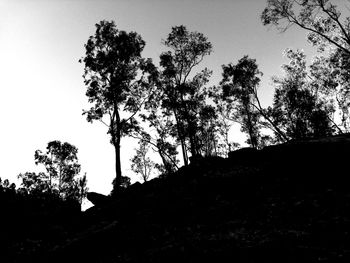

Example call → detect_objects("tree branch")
129 133 179 170
284 8 350 54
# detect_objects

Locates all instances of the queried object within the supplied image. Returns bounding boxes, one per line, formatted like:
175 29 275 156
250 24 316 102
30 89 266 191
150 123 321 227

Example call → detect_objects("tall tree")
80 20 157 191
159 25 213 164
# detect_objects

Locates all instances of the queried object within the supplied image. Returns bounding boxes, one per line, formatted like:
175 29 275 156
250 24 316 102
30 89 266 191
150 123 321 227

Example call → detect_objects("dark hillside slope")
19 134 350 262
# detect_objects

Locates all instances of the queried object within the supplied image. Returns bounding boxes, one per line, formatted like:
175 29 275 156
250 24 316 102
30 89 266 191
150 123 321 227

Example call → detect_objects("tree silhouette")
261 0 350 132
34 141 80 193
309 48 350 132
136 114 179 176
80 20 158 191
18 140 88 204
219 56 287 147
269 49 333 139
131 140 155 182
158 25 213 164
261 0 350 55
220 56 264 148
209 85 241 156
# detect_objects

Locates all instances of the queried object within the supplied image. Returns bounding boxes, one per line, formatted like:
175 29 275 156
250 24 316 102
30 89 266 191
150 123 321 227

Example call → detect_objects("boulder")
87 192 110 206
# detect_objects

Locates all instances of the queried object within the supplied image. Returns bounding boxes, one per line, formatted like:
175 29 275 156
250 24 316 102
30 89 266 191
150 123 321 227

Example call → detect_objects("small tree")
18 140 88 204
131 140 155 182
34 140 81 195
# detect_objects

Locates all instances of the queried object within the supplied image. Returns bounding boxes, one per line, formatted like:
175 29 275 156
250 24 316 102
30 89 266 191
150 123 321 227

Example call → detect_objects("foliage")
17 172 51 195
261 0 350 54
309 49 350 131
34 140 81 192
0 177 16 193
218 56 287 147
131 140 155 182
138 107 179 176
208 86 241 156
111 176 131 197
220 56 264 148
158 25 213 164
80 20 158 191
269 49 333 139
261 0 350 132
18 140 88 204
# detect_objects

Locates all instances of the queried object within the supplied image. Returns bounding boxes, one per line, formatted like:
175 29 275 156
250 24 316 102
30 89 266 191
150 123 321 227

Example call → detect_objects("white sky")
0 0 320 195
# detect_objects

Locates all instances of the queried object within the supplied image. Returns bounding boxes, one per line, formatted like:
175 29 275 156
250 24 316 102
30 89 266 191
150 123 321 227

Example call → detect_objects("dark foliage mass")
0 179 82 262
2 134 350 262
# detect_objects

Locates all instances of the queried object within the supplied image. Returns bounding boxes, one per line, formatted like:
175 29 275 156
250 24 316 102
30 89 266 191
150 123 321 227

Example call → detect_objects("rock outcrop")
3 134 350 262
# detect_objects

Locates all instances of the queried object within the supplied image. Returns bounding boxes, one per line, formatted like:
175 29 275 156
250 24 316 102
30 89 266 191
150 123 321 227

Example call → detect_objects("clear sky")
0 0 318 195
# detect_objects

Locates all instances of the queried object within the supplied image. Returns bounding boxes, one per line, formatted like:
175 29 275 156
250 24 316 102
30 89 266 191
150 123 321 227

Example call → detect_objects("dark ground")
2 134 350 262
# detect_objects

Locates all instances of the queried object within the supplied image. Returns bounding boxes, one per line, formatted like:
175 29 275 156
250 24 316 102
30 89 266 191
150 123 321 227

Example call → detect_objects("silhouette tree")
158 25 213 165
261 0 350 55
80 20 158 191
269 49 333 139
65 173 88 205
209 85 241 156
34 141 81 195
261 0 350 131
309 49 350 132
196 104 219 156
18 140 88 203
136 114 179 176
220 56 263 148
219 56 287 147
131 140 155 182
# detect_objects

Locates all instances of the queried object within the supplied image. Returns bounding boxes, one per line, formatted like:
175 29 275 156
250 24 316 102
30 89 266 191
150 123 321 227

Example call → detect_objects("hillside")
3 134 350 262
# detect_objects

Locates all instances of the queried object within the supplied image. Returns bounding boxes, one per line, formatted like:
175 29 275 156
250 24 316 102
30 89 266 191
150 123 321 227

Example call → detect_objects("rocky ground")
2 134 350 262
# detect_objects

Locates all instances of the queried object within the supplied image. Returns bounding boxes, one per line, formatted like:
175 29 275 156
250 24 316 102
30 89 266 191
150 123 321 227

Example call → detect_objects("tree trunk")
112 106 122 193
253 95 289 142
174 110 188 166
114 136 122 190
244 102 258 149
180 138 188 166
188 119 198 157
